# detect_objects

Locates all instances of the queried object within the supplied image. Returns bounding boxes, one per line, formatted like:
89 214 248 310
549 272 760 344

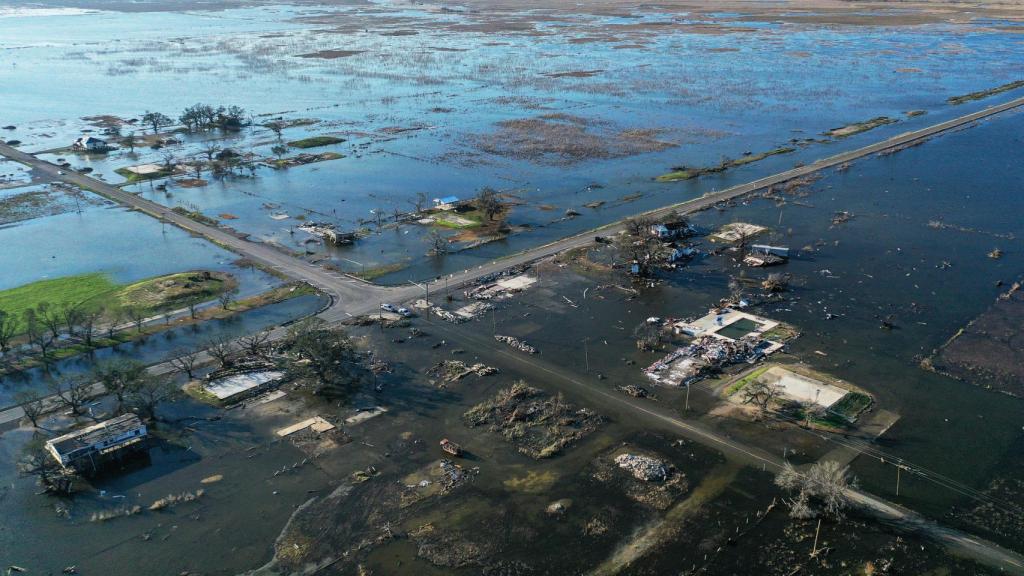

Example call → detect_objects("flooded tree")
412 191 428 213
93 359 148 414
476 187 502 221
169 348 200 379
428 229 449 256
775 461 852 520
284 322 364 401
205 336 236 368
48 376 91 417
141 110 173 135
129 374 179 421
239 330 273 359
271 144 288 160
217 288 238 310
15 390 45 428
19 436 76 495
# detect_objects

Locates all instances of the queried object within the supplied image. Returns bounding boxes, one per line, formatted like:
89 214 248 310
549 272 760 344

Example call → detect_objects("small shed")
45 414 148 472
433 196 460 211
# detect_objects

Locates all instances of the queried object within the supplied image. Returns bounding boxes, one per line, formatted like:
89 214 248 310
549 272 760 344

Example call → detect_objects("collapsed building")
45 414 148 473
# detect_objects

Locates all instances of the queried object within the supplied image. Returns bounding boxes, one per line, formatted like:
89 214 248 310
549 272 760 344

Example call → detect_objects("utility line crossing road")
1 96 1023 572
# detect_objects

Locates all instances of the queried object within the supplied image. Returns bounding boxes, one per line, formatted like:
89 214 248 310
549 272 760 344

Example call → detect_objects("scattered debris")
615 453 669 481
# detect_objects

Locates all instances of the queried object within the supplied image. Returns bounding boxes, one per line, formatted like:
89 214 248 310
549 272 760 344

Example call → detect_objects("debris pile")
463 381 603 459
428 360 499 383
617 384 649 398
495 334 538 354
614 453 669 482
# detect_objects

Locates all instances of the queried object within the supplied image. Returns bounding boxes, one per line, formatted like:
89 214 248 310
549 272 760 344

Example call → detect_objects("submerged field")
1 0 1024 574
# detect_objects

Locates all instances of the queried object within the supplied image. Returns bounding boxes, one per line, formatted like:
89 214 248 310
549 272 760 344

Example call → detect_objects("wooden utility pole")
685 382 690 411
811 518 822 557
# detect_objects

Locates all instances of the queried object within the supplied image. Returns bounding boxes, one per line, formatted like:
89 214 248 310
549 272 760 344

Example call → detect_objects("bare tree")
169 348 200 379
775 461 852 519
15 390 46 428
271 144 288 160
741 379 781 415
160 150 177 173
412 191 428 213
267 122 283 141
49 376 92 416
217 288 238 310
239 330 272 359
202 142 222 162
187 301 198 320
206 336 235 368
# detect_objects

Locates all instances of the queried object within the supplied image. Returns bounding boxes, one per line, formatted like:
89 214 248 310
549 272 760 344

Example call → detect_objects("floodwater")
1 3 1023 276
1 1 1023 573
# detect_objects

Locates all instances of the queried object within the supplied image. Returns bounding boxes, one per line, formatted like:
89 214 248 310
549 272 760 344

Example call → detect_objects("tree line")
140 103 248 135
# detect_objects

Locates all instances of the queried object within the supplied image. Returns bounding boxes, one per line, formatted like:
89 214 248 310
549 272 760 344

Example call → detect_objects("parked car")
397 307 413 317
380 303 397 312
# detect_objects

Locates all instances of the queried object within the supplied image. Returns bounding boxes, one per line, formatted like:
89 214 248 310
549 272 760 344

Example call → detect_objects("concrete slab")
204 370 284 401
276 416 335 437
761 366 846 408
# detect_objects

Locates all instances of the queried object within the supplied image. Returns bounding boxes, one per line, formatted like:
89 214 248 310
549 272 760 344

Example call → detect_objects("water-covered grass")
287 136 345 149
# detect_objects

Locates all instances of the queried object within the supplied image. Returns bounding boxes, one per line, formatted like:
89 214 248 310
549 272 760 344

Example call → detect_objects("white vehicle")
397 307 413 317
380 303 397 313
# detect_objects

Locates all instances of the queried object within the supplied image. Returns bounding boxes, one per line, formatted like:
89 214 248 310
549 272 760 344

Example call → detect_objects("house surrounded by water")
72 135 108 152
45 414 148 472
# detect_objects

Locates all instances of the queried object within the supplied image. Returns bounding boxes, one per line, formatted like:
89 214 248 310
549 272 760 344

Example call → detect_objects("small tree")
217 288 238 310
23 308 55 359
19 436 75 494
123 131 136 153
0 309 17 356
412 191 428 213
79 306 103 346
160 150 177 173
15 390 46 428
271 144 288 160
428 229 449 256
126 307 146 333
60 301 84 337
142 111 173 135
169 348 200 379
267 122 283 141
202 142 222 162
37 302 63 340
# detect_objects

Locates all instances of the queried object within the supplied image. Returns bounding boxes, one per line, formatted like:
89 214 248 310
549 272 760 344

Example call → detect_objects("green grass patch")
287 136 345 149
724 365 770 397
433 212 483 229
827 392 872 422
0 273 118 332
352 261 411 281
171 206 219 226
656 147 795 182
114 166 171 183
948 80 1024 105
